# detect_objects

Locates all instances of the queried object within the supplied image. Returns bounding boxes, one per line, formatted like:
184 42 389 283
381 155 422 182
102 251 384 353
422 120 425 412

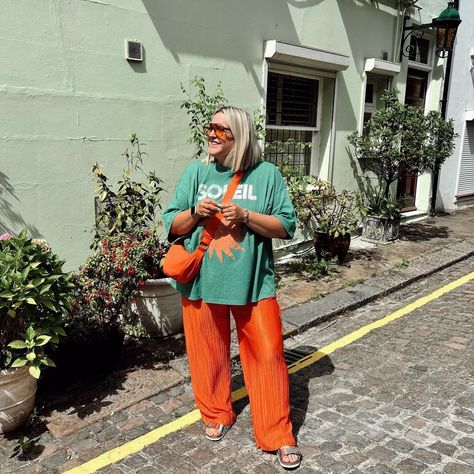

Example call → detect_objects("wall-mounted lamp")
400 2 461 61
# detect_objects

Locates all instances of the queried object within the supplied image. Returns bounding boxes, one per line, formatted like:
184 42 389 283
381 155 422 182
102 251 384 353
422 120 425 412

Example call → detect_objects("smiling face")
207 112 235 165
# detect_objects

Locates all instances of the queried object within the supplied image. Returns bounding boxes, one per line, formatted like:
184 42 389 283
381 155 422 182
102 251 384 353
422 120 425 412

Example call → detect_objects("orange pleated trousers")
182 296 295 451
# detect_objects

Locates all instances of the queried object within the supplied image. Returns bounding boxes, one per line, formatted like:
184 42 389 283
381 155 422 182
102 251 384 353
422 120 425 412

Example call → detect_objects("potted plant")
0 231 73 433
286 175 361 264
347 89 429 243
359 189 404 244
72 133 180 342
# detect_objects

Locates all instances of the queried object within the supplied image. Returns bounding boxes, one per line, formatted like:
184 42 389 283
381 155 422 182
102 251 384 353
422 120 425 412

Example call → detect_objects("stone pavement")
1 207 474 473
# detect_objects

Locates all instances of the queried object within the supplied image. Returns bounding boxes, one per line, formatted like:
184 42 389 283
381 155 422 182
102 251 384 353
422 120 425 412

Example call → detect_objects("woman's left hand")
221 202 247 224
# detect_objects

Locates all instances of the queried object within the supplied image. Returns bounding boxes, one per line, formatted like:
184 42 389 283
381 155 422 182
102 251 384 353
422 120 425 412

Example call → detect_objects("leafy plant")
348 89 457 217
0 231 73 378
394 258 409 269
348 89 428 199
180 76 228 160
92 133 163 246
282 254 334 281
72 230 168 334
361 190 404 220
74 134 169 340
285 176 361 237
422 111 457 173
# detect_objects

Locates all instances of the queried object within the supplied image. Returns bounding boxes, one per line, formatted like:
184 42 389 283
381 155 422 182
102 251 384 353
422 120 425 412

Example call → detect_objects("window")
405 69 428 108
363 76 389 131
365 83 375 105
265 72 319 175
409 36 430 64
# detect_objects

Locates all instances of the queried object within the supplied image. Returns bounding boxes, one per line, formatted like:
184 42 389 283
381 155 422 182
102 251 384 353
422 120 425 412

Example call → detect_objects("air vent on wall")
125 39 143 62
381 51 389 61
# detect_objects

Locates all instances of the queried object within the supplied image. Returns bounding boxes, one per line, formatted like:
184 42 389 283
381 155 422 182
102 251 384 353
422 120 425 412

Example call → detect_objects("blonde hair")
204 106 262 172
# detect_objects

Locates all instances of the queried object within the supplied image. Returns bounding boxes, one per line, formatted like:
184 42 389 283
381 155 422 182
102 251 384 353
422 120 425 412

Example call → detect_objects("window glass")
408 36 429 64
266 73 318 127
265 72 319 175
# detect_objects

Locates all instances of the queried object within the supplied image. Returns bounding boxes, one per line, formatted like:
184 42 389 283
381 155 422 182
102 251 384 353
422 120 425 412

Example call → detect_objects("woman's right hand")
195 199 220 218
169 199 220 236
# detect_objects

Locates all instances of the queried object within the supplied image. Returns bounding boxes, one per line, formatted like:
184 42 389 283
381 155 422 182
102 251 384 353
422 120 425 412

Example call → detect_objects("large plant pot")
132 278 183 338
313 231 351 264
362 215 400 244
0 366 37 434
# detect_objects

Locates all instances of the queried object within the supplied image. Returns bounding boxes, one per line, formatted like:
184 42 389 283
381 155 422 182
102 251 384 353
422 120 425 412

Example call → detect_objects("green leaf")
26 352 36 361
31 278 45 287
26 326 36 340
7 308 16 317
42 299 57 311
26 297 37 305
8 340 28 349
54 327 67 337
35 335 52 346
29 365 41 379
11 358 28 368
0 290 15 298
39 357 56 367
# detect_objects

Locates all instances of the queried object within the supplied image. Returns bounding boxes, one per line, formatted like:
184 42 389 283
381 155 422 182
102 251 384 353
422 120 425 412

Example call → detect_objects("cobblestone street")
86 257 473 473
2 258 473 473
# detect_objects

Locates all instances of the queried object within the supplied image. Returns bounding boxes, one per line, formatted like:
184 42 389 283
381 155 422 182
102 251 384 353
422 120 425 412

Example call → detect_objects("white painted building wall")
437 0 474 211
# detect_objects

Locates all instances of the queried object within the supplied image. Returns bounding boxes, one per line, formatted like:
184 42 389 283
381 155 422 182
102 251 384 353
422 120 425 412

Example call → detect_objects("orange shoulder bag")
162 170 244 284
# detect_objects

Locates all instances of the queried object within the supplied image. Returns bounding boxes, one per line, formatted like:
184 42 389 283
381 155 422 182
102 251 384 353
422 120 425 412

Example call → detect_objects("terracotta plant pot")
132 278 183 338
0 366 37 434
313 231 351 264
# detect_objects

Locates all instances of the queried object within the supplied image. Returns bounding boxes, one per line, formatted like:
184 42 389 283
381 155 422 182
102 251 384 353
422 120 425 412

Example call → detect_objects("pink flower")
0 233 13 240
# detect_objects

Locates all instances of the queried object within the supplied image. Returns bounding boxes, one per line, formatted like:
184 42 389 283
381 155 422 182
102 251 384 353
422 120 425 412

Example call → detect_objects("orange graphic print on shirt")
207 218 244 262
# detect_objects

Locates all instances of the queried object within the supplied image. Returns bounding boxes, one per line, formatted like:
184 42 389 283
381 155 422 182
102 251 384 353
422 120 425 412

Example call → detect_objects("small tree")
422 111 456 173
180 76 228 160
348 89 428 199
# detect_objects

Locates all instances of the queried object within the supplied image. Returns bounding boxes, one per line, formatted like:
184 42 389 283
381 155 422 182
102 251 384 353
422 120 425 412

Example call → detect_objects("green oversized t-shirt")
162 160 296 305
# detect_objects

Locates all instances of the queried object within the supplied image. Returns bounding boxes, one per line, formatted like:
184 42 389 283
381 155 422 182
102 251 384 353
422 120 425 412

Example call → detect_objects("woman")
162 106 302 469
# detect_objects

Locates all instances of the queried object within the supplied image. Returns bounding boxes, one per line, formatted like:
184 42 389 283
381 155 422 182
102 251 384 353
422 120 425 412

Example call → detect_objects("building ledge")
265 40 350 72
364 58 401 76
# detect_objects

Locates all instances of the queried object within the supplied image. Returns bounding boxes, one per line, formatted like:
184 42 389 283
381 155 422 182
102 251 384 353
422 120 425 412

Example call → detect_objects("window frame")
264 65 324 175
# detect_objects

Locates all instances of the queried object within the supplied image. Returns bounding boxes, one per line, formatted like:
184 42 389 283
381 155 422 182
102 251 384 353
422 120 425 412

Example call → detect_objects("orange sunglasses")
203 123 234 141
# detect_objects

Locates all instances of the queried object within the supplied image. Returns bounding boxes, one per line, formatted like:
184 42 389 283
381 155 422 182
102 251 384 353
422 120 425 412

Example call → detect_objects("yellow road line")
65 271 474 474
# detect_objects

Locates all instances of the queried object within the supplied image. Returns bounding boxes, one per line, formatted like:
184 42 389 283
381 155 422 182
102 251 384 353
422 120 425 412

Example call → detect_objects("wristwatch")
190 205 197 216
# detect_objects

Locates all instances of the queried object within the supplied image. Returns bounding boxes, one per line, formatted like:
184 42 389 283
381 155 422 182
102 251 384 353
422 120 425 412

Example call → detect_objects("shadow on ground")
401 223 450 242
231 345 335 444
36 335 186 424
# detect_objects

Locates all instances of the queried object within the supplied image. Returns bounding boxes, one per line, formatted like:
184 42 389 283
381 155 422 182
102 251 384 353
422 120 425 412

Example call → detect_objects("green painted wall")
0 0 449 268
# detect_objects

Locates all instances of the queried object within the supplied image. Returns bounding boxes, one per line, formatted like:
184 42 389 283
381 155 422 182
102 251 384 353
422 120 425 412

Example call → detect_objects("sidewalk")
2 207 474 473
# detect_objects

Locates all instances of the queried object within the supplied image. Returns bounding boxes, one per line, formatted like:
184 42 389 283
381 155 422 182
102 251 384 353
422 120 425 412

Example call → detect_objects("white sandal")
277 446 302 469
205 422 233 441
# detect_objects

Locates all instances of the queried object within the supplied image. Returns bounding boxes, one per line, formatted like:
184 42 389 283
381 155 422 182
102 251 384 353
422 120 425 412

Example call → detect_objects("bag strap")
198 170 244 249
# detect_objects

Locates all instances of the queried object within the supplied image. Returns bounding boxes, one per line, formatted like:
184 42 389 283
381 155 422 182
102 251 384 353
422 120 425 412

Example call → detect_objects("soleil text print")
197 184 257 201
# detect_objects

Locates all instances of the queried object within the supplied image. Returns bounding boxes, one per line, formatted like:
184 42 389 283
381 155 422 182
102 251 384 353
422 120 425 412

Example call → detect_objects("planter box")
0 366 37 434
132 278 183 338
362 215 400 244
